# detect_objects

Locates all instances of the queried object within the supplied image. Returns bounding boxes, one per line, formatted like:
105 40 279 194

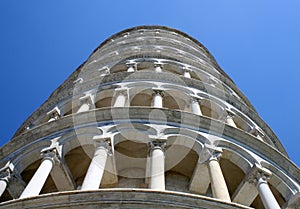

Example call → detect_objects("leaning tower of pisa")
0 26 299 209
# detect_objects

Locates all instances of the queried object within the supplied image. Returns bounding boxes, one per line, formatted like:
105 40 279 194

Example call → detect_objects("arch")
107 123 157 137
163 90 188 111
113 128 151 146
162 127 209 146
231 114 252 132
64 144 93 189
114 138 148 188
260 161 296 201
217 140 254 173
10 140 51 174
200 97 225 120
109 63 127 74
129 88 153 107
95 89 115 108
160 83 194 95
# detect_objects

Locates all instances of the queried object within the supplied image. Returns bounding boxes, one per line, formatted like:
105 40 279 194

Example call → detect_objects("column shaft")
191 100 202 115
114 93 126 107
208 158 231 202
20 158 54 198
77 103 90 113
81 147 108 190
226 116 237 128
155 64 162 72
183 71 191 78
149 147 165 190
0 179 8 197
153 94 163 108
257 177 281 209
127 66 135 72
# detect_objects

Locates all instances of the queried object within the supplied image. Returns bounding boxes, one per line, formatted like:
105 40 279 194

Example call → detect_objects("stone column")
20 148 58 198
152 89 164 108
126 62 137 72
207 151 231 202
250 167 281 209
149 140 166 190
190 97 202 116
113 89 127 107
0 163 12 197
225 112 237 128
0 178 8 197
47 107 61 122
183 67 191 78
77 95 94 113
81 138 111 190
154 63 163 72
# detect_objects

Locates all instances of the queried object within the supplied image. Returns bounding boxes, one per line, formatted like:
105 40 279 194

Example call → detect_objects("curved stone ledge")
0 189 252 209
1 107 298 183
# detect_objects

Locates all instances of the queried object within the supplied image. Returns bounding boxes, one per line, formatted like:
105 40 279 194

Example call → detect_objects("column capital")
154 62 163 72
154 62 163 68
220 110 234 121
0 162 13 183
226 111 235 119
208 151 222 161
79 94 94 106
203 145 222 162
149 139 167 152
248 164 272 185
152 89 164 97
126 62 137 68
114 88 128 96
47 106 61 120
93 136 113 155
98 66 110 75
73 77 83 84
190 96 202 103
183 66 191 72
40 146 61 165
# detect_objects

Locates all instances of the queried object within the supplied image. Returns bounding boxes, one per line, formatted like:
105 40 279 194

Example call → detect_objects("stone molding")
1 107 298 184
0 189 253 209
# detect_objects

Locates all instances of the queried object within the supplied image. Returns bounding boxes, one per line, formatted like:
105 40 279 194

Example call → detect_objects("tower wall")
0 26 299 209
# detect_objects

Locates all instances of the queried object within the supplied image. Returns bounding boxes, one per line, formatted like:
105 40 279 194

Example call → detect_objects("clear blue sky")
0 1 299 167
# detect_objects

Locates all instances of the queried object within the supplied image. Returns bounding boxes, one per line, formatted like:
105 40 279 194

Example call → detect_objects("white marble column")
190 97 202 116
0 162 13 197
0 179 8 197
183 67 191 78
126 62 137 72
154 63 163 72
149 140 166 190
81 138 111 190
152 90 164 108
254 170 281 209
207 151 231 202
20 148 58 198
113 89 127 107
77 95 94 113
225 112 237 128
0 162 26 199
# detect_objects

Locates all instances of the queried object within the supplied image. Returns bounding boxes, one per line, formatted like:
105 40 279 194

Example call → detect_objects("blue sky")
0 1 299 167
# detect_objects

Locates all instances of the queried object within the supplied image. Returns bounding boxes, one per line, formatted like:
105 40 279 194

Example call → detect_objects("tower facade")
0 26 299 208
